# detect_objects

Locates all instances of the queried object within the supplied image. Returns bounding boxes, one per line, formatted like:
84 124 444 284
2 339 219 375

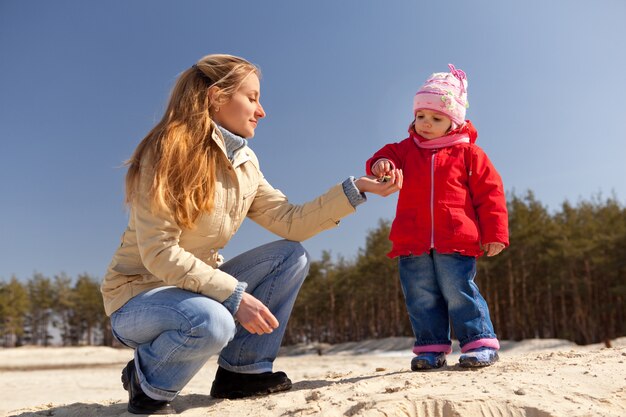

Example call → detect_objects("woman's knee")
183 298 237 349
283 240 310 273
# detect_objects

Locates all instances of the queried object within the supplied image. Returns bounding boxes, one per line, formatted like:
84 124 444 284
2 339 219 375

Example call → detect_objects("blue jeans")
398 250 498 354
110 240 310 401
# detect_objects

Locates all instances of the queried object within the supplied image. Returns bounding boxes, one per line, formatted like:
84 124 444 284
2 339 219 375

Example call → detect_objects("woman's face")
213 73 266 138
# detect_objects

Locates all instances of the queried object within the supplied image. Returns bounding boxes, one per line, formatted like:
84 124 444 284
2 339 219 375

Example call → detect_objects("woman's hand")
355 169 403 197
235 293 279 335
482 242 505 257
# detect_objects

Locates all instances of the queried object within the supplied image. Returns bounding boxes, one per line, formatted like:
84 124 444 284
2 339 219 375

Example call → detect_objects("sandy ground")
1 337 625 417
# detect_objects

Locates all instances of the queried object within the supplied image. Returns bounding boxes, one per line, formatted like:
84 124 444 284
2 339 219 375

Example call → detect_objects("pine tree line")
0 273 111 347
1 192 624 347
284 192 626 346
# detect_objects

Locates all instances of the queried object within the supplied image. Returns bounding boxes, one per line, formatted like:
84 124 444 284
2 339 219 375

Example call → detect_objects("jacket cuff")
342 176 367 208
222 282 248 315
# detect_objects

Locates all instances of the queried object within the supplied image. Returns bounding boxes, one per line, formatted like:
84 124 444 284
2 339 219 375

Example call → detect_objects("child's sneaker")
458 347 499 368
410 352 446 371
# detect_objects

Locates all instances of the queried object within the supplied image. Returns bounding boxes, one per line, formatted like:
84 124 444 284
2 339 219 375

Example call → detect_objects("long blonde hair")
125 54 260 229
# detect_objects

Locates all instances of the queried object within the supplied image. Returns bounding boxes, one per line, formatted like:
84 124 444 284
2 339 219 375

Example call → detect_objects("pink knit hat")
412 64 469 126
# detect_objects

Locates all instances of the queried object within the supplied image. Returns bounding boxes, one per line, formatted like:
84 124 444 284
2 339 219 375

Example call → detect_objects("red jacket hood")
408 119 478 144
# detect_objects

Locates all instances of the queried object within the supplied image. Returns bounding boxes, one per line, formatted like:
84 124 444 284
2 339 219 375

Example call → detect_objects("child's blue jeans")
398 250 499 354
109 240 309 401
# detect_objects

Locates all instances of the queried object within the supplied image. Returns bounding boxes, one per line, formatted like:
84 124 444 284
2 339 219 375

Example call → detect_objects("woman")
101 54 402 415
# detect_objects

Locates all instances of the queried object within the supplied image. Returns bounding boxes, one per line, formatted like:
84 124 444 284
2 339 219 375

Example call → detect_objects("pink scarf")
413 132 470 149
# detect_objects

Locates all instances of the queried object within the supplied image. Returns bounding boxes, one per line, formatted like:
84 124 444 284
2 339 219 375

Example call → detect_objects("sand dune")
1 337 625 417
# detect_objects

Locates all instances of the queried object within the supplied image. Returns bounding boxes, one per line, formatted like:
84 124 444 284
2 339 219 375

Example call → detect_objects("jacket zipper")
430 150 437 248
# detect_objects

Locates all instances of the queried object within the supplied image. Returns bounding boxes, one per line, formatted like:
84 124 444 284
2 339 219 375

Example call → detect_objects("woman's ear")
207 85 221 103
208 85 222 112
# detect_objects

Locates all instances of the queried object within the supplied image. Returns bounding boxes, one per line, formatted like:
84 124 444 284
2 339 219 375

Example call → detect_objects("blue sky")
1 0 625 281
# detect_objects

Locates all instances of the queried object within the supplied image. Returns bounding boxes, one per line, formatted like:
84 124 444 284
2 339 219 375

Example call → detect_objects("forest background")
2 0 626 353
2 191 624 348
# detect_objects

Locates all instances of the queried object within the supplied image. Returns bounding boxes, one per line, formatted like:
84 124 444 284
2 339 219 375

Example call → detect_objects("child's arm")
468 147 509 251
482 242 505 257
366 142 404 179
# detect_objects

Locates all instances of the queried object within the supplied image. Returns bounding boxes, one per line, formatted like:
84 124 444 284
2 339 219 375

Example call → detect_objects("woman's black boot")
121 360 176 415
210 366 292 399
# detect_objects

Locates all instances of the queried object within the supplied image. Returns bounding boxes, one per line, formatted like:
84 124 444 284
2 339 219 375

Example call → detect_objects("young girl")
366 64 509 370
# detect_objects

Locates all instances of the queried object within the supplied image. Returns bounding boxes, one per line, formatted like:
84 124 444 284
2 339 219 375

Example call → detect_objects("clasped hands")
356 159 403 196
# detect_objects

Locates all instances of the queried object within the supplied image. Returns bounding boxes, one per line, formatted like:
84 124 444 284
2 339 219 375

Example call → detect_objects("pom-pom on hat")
412 64 469 126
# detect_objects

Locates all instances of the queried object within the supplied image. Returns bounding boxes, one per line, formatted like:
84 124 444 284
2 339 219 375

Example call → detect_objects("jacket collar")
212 124 251 168
217 125 248 161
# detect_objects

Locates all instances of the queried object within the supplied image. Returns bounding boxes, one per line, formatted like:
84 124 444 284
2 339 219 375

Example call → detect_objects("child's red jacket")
366 121 509 258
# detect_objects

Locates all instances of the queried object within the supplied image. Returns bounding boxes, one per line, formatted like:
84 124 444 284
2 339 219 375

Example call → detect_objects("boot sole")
459 352 499 368
211 379 293 399
411 358 447 371
127 403 174 415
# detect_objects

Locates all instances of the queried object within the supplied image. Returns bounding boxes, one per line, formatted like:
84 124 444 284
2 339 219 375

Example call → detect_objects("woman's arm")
246 171 402 242
246 178 354 241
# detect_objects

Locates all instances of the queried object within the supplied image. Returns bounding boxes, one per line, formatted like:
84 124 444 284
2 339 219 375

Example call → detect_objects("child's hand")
482 242 505 257
371 159 394 180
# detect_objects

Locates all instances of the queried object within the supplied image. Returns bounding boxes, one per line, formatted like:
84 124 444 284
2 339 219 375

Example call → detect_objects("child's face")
413 109 452 139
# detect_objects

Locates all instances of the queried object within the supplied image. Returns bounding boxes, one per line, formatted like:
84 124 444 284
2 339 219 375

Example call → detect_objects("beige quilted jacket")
101 127 355 316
